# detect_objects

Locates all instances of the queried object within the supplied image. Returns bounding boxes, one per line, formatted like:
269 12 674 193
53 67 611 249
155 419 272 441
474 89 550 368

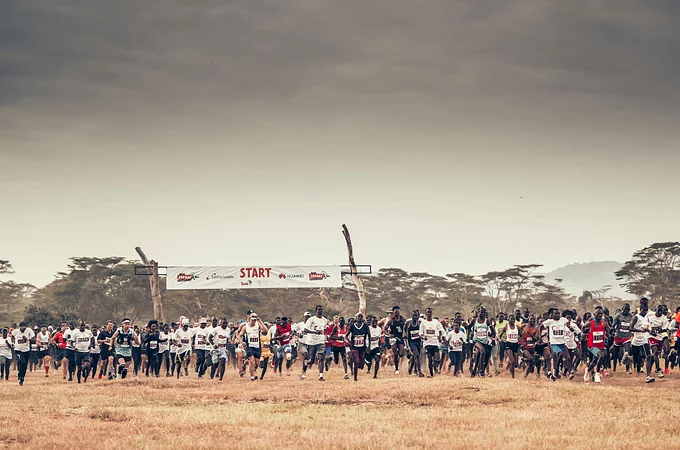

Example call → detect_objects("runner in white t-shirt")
173 319 195 379
445 321 467 376
0 328 13 381
72 321 94 383
12 322 35 385
419 308 445 377
542 309 575 381
302 305 329 381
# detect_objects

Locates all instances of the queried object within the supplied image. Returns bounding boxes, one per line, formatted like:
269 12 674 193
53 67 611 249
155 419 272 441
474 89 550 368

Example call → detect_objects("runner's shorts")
245 347 262 359
211 347 228 363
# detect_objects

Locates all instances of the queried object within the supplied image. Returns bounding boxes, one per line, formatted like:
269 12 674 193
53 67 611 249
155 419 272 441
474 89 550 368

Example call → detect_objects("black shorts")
75 352 90 364
54 349 66 361
38 350 49 359
245 347 262 359
505 342 520 353
100 348 111 360
116 354 132 363
408 341 421 356
631 344 650 360
534 344 546 356
425 345 440 360
331 346 345 362
66 349 75 362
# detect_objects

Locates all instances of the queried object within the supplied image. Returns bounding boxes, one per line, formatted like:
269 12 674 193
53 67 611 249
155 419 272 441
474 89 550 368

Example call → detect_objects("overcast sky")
2 1 679 287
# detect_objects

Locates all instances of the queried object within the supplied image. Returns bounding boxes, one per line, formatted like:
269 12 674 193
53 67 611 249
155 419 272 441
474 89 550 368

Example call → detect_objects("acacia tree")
615 242 680 304
0 260 37 324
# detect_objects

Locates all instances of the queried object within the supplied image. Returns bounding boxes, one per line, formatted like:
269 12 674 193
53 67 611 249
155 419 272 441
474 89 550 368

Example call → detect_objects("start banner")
166 265 342 290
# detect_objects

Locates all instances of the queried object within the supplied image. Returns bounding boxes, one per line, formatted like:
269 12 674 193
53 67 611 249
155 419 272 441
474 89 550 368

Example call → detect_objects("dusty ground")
0 362 677 449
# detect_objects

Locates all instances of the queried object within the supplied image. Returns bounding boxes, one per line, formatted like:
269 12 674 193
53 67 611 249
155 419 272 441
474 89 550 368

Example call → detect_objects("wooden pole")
342 224 366 316
135 246 165 323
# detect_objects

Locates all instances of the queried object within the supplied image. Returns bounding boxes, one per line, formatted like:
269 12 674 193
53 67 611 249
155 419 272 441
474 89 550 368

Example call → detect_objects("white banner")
166 266 342 290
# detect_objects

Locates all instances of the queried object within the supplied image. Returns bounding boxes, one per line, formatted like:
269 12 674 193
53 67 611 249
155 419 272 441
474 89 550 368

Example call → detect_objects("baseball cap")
181 318 190 325
199 317 208 324
250 313 258 319
303 311 311 317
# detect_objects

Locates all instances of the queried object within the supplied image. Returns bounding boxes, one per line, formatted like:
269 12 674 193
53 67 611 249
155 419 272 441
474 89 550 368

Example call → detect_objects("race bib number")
181 339 190 344
337 334 345 341
551 327 564 337
426 329 435 335
593 331 604 343
150 341 158 349
476 329 487 339
371 336 379 342
410 330 419 339
353 336 365 346
249 337 259 344
453 340 462 350
620 322 630 331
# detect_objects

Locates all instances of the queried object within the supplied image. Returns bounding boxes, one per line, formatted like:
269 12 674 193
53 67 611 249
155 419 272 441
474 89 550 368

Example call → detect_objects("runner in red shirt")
582 307 611 383
329 316 350 379
51 324 68 380
273 317 293 376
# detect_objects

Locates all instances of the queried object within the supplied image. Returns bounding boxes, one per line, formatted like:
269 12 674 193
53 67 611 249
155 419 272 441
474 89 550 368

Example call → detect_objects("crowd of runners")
1 298 679 386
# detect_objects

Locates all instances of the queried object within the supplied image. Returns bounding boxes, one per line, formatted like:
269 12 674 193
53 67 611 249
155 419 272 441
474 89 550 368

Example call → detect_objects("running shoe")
395 370 400 375
300 374 306 379
583 369 590 382
594 372 601 383
549 373 556 382
645 376 655 383
344 374 349 379
319 376 325 382
664 368 670 375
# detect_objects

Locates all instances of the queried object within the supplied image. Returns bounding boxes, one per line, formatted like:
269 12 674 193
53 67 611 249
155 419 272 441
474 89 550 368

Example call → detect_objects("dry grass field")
0 363 677 449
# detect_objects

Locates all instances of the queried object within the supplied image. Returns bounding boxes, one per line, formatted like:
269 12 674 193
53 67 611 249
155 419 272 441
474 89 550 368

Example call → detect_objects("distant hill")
540 261 630 299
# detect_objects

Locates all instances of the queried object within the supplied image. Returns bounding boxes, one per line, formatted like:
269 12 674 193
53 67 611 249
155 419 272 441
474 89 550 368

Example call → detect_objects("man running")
72 321 94 383
384 306 406 375
405 310 423 377
89 324 101 379
346 312 370 381
63 322 77 382
302 305 328 381
470 308 494 378
144 320 160 377
328 316 349 379
520 315 541 379
366 316 383 379
36 325 51 378
12 321 35 385
97 321 115 380
612 303 634 374
445 320 467 376
647 304 669 379
419 307 445 378
542 308 575 381
0 328 13 381
209 318 230 381
582 307 610 383
273 317 293 376
174 319 195 378
630 303 654 383
237 313 268 381
110 319 139 379
158 324 172 377
193 318 212 378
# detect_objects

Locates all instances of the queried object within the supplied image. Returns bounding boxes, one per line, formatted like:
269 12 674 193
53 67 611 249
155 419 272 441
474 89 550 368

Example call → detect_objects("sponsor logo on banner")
279 273 304 279
309 271 330 281
241 280 252 286
206 273 233 280
177 273 198 282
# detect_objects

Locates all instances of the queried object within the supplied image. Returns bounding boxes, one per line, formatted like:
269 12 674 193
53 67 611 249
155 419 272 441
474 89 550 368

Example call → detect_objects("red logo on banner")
309 272 330 281
177 273 197 282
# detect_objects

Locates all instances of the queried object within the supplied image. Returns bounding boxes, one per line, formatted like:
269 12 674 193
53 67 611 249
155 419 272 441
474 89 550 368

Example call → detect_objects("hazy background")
2 1 679 288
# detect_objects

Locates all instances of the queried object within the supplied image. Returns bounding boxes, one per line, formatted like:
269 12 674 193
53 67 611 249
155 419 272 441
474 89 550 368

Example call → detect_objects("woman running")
499 316 520 378
520 315 540 379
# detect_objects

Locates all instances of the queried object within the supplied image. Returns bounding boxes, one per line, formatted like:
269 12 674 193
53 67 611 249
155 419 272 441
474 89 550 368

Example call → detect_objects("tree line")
1 242 679 327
